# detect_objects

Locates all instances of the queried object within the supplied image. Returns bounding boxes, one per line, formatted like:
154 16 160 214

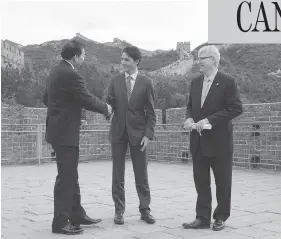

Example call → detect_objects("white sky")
1 0 208 51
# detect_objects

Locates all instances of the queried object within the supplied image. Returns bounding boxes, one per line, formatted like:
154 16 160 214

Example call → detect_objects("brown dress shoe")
141 213 156 224
212 219 225 231
182 219 210 229
114 214 124 225
52 223 84 235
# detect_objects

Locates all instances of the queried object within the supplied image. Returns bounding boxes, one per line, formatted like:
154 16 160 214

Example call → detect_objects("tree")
1 66 21 102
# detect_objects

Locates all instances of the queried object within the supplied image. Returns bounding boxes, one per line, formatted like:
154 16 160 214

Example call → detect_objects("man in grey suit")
43 39 112 235
106 46 156 225
182 45 243 231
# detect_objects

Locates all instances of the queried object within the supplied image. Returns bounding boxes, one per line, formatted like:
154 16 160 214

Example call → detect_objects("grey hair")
198 45 220 67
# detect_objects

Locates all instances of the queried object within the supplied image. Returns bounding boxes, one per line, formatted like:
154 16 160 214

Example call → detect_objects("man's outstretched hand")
105 103 113 121
106 104 112 116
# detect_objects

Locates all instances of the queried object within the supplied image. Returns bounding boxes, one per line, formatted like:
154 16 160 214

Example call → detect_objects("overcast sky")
1 0 208 51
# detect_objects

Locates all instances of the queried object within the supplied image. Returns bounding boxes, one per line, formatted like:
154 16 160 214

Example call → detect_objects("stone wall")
2 102 281 125
1 102 281 169
1 39 24 69
163 102 281 124
2 122 280 170
176 41 191 60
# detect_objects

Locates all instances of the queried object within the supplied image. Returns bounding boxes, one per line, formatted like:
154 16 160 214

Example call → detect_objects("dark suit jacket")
43 60 108 147
186 71 243 159
106 72 156 146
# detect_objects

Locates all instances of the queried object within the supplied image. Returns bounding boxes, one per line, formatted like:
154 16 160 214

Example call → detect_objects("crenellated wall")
2 102 281 125
1 102 281 169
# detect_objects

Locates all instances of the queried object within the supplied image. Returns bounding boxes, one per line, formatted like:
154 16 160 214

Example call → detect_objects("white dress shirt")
201 68 218 108
63 59 74 69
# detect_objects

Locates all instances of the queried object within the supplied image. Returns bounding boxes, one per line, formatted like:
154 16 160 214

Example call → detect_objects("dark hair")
61 39 85 60
123 46 142 65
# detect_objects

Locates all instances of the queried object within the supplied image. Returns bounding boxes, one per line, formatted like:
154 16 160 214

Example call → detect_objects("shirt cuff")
203 118 210 124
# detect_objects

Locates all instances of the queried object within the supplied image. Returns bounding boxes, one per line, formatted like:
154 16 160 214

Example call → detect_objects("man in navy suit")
182 45 243 231
106 46 156 225
43 39 112 235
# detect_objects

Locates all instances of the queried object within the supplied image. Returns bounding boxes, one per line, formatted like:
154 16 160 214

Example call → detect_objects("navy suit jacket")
43 60 108 147
106 72 156 146
186 71 243 159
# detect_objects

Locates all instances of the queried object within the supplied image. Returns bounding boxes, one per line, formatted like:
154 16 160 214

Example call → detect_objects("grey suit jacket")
106 72 156 146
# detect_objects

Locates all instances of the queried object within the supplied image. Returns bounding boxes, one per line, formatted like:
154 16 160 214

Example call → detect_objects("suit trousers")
111 127 151 215
51 144 86 229
193 147 232 222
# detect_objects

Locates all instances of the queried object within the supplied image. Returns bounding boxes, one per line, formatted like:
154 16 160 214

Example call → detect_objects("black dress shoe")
212 219 225 231
182 219 210 229
52 224 84 235
72 215 102 226
141 213 156 224
71 224 82 230
114 214 124 225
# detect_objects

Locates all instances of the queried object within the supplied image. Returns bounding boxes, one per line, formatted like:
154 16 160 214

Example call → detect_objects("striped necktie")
126 76 132 100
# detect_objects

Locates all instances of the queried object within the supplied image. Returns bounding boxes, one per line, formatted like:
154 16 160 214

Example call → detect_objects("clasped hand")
183 118 208 136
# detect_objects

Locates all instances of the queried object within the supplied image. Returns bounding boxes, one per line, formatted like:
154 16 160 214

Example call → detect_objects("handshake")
183 118 212 136
106 103 113 115
105 103 114 121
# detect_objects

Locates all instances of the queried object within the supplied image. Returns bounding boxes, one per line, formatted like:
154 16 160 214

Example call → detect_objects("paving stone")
198 231 254 239
261 234 281 239
272 220 281 225
126 223 165 234
233 226 276 238
156 217 185 229
230 210 256 218
163 227 208 238
93 228 138 239
257 213 281 222
252 222 281 233
2 161 281 239
3 235 30 239
227 218 261 228
137 231 183 239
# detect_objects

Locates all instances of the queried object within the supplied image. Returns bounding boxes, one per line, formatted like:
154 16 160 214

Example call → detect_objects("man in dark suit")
182 45 243 231
106 46 156 225
43 39 112 235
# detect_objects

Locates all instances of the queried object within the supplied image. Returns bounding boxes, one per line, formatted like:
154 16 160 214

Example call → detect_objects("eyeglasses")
196 56 213 61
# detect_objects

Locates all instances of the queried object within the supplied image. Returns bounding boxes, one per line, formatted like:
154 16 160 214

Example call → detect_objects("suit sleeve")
185 79 193 119
207 77 243 126
42 76 49 107
105 78 115 111
144 79 156 140
43 87 48 107
68 71 108 116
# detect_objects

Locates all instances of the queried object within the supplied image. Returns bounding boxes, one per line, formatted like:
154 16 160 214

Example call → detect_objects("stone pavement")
2 160 281 239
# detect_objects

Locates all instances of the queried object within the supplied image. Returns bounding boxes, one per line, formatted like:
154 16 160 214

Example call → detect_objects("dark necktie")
126 76 132 100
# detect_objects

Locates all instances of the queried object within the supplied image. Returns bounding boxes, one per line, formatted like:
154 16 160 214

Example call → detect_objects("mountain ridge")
2 34 281 106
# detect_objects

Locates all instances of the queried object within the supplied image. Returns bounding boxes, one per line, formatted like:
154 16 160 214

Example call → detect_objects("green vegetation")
2 39 280 109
